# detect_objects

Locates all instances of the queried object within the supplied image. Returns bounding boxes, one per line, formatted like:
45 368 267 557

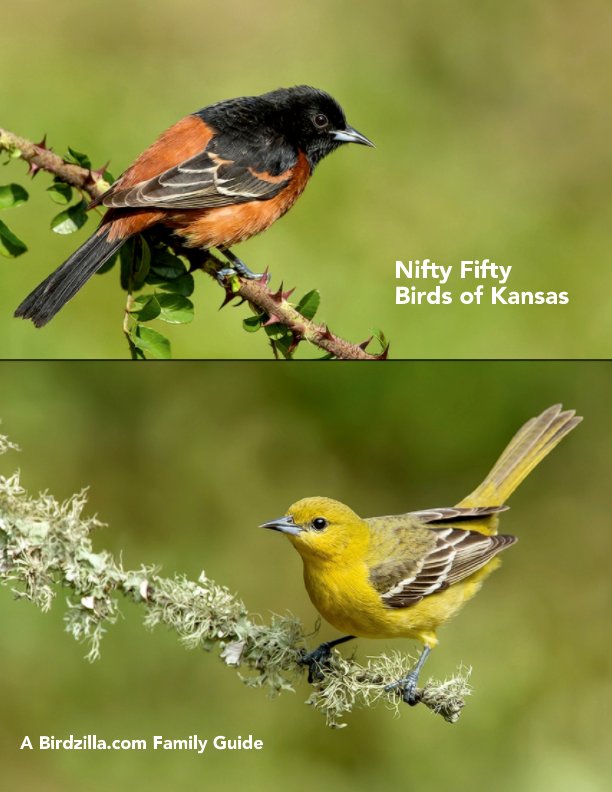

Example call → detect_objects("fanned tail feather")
458 404 581 511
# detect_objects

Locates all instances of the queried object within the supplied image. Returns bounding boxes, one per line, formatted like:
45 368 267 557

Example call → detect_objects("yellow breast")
302 556 502 647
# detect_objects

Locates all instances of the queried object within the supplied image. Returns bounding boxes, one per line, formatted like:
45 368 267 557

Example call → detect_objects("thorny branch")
0 431 469 727
0 127 108 199
0 126 386 360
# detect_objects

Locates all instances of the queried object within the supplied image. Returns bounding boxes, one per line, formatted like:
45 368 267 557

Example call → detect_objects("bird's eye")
313 113 329 129
312 517 328 531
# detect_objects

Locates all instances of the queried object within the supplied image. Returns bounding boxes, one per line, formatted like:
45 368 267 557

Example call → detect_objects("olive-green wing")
367 507 516 608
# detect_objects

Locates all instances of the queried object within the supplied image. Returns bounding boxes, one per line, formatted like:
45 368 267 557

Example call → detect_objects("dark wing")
370 527 517 608
407 505 509 524
102 149 290 210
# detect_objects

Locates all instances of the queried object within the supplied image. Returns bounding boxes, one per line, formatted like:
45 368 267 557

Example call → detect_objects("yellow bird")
261 404 581 703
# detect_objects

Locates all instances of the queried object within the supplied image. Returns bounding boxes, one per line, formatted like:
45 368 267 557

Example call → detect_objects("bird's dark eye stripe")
312 517 328 530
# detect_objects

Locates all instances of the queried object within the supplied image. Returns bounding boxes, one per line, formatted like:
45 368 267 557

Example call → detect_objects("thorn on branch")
287 331 302 355
271 282 285 303
375 343 390 360
29 136 54 178
281 286 296 301
219 289 238 309
89 160 111 184
34 134 51 151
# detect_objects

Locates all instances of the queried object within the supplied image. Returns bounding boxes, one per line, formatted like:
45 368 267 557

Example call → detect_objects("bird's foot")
299 641 335 684
216 267 238 284
299 635 355 683
385 670 421 706
386 645 430 705
218 247 270 283
215 266 271 286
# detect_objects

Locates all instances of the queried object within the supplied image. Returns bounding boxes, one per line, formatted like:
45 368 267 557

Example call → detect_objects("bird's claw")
385 671 421 706
299 642 333 683
216 267 237 284
215 266 270 286
218 247 270 283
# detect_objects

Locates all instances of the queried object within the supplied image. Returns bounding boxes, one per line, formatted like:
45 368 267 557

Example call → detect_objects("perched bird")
261 404 581 703
15 86 373 327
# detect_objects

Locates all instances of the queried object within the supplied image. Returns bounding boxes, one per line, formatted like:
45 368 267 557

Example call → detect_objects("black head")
197 86 374 173
263 85 374 167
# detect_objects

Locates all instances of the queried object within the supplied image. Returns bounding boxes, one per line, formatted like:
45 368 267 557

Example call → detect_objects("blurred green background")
1 0 611 358
0 361 610 790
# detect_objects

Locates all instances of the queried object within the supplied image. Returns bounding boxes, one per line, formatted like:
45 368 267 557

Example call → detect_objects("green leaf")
372 327 388 350
46 180 73 205
270 336 295 360
264 322 289 342
243 314 263 333
50 200 89 235
0 218 27 257
130 294 161 322
296 289 320 321
0 183 29 209
157 293 194 324
64 147 91 169
149 250 187 280
96 251 119 275
132 326 171 359
118 237 152 290
132 237 151 288
157 272 195 297
120 238 136 290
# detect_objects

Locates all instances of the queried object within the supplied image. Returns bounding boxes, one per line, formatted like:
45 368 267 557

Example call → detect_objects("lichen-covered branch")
0 430 468 726
0 126 386 360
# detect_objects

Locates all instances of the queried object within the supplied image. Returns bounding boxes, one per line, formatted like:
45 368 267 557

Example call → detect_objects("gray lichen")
0 430 470 726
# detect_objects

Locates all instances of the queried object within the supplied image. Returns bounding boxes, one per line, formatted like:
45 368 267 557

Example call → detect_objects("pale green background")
0 361 610 790
1 0 611 358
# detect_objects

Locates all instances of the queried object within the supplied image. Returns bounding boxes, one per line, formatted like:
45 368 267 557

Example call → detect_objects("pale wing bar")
103 150 290 210
376 528 517 608
407 505 509 523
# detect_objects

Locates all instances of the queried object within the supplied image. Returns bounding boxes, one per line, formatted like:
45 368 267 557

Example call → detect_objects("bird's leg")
300 635 356 683
215 246 270 283
386 645 432 706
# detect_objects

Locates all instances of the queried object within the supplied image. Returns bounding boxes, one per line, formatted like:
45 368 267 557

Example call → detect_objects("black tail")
14 225 126 327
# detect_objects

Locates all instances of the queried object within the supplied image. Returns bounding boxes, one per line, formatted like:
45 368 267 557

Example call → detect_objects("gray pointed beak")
259 515 302 536
332 125 375 147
